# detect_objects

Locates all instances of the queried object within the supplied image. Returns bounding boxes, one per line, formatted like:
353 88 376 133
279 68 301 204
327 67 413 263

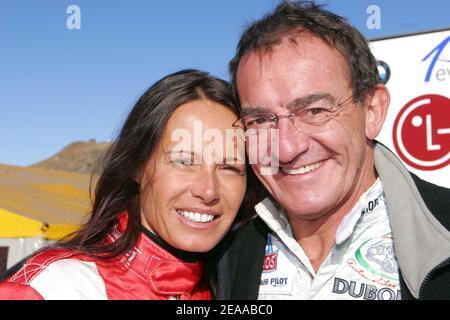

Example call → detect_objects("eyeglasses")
233 95 355 135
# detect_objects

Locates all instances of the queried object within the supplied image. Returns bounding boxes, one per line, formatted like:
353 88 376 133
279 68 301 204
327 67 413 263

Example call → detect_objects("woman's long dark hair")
60 69 262 259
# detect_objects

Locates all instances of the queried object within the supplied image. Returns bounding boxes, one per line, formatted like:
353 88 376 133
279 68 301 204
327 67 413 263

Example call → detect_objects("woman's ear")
365 84 390 140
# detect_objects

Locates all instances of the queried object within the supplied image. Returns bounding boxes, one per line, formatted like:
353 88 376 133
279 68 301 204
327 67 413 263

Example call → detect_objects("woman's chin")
172 238 216 254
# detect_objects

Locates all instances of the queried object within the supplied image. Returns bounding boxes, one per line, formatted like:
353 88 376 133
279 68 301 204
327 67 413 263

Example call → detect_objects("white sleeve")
29 259 108 300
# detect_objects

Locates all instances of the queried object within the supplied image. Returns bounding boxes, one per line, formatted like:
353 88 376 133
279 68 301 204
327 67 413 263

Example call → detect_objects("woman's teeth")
281 161 322 175
177 210 215 223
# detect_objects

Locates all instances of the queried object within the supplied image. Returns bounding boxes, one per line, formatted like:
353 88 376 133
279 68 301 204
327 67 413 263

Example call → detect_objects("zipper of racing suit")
419 257 450 299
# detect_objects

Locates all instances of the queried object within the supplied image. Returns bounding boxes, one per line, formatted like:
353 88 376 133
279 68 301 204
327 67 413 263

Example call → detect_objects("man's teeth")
282 161 321 175
177 210 215 223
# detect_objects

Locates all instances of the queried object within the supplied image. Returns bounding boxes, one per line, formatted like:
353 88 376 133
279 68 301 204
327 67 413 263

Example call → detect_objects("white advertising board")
370 29 450 188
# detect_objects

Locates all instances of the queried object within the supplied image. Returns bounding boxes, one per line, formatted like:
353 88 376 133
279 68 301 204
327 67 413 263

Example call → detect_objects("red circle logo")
392 94 450 171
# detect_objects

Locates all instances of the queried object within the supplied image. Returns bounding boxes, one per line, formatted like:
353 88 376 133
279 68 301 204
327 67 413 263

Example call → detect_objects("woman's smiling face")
139 99 246 252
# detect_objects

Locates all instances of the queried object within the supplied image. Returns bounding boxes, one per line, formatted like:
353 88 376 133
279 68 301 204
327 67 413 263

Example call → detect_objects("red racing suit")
0 216 210 300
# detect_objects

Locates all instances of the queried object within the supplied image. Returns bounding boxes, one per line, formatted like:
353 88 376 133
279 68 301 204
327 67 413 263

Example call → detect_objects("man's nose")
190 168 220 204
276 117 310 164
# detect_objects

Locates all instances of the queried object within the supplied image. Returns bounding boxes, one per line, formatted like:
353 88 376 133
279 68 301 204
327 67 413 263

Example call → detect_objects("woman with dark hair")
0 69 254 300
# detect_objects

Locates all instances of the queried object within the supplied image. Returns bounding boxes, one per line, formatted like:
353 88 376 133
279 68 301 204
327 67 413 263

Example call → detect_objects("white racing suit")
257 179 401 300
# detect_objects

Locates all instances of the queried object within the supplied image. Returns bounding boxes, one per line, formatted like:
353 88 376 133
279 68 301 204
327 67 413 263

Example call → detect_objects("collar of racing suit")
105 212 207 297
141 227 204 263
374 142 450 299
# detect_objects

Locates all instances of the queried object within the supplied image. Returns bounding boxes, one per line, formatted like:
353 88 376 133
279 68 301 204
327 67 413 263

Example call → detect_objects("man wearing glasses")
217 1 450 300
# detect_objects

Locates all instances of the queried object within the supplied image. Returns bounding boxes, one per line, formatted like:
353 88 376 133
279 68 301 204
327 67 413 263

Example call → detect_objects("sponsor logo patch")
393 94 450 170
422 35 450 83
376 60 391 84
332 277 401 300
262 236 278 273
347 234 399 288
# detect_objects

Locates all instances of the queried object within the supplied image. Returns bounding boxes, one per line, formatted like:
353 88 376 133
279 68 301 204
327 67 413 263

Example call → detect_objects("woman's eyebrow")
223 156 244 164
165 150 195 158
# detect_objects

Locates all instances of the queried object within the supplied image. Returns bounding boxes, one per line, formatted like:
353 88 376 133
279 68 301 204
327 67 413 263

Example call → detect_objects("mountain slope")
32 140 111 174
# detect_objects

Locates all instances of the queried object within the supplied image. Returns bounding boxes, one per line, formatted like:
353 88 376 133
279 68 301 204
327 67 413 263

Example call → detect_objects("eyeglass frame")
232 94 356 134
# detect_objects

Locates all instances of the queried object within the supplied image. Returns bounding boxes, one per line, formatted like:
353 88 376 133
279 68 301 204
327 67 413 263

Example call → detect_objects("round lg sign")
393 94 450 171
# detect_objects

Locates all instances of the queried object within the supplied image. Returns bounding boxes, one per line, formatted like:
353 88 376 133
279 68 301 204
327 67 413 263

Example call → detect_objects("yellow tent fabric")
0 208 79 240
0 164 91 241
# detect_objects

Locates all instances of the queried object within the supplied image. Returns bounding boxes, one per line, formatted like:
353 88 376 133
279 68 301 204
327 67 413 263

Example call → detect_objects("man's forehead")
236 33 351 106
240 32 328 63
237 32 344 78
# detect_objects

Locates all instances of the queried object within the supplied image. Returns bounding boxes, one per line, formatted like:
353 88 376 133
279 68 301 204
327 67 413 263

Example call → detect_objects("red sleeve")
0 281 44 300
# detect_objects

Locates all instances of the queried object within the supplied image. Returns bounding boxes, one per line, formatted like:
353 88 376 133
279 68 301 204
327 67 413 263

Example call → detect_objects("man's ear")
365 84 390 140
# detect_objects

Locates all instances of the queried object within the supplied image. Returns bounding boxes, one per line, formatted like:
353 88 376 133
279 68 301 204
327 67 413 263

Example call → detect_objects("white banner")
370 29 450 188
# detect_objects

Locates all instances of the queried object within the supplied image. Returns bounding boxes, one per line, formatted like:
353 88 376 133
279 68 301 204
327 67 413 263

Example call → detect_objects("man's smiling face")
236 33 377 222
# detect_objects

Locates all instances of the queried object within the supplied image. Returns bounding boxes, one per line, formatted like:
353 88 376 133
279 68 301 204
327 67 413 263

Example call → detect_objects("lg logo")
393 94 450 170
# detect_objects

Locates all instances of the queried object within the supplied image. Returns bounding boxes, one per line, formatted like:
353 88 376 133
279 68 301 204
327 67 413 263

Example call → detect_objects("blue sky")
1 0 450 166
